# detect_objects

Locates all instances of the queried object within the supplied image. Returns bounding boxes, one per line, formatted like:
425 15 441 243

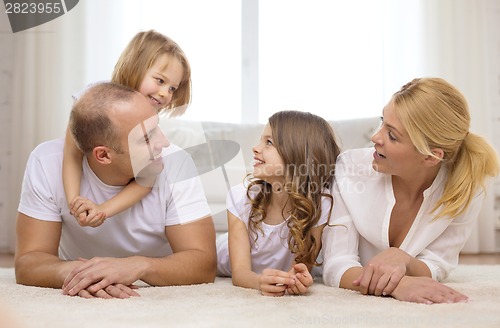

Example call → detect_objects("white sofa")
160 116 380 232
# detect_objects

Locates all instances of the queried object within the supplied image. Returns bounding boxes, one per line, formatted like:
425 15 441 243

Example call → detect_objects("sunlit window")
84 0 424 123
259 0 386 121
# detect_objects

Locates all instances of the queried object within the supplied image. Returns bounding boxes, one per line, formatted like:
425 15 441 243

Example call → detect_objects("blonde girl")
217 110 341 296
63 30 191 227
322 77 499 304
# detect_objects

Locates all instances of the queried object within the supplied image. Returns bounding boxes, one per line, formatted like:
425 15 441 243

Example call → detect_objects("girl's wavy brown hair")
246 111 341 268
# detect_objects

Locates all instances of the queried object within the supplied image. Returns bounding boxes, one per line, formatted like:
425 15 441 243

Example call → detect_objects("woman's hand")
390 276 468 304
353 247 410 296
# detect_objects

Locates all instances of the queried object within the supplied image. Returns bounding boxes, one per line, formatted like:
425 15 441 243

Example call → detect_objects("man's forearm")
15 252 79 288
138 249 216 286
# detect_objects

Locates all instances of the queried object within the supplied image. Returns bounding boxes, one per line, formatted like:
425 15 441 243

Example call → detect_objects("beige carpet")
1 265 499 328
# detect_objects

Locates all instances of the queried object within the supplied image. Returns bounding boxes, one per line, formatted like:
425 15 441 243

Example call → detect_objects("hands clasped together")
352 248 468 304
62 257 141 299
259 263 313 297
69 196 107 227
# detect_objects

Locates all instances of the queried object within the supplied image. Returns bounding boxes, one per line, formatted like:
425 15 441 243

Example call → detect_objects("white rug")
1 265 499 328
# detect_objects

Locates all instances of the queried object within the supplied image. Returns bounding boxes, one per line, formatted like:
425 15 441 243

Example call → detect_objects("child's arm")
286 223 327 295
71 181 152 227
228 211 295 296
64 128 152 227
63 128 84 207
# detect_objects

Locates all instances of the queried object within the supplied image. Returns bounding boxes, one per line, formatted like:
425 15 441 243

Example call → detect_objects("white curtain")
1 4 87 252
419 0 498 253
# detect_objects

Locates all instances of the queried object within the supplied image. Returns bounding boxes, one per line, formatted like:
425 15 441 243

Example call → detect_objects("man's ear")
92 146 112 164
424 148 444 167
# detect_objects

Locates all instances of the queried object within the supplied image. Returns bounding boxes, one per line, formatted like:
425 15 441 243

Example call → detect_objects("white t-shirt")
18 138 211 260
217 183 332 276
322 148 483 287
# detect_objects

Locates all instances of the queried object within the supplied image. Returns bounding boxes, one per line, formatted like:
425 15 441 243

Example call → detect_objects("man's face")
128 113 169 183
112 94 170 184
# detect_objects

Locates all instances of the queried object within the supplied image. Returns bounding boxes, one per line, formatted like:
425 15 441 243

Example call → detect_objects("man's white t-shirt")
18 138 211 260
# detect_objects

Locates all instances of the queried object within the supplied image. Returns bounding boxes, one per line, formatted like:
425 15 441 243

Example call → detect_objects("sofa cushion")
159 116 380 231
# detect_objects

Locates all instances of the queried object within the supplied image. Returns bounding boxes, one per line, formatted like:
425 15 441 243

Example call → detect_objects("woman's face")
371 102 426 177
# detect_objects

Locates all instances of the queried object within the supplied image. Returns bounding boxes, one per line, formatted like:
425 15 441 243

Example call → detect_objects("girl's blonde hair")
392 77 499 219
246 111 341 268
111 30 191 116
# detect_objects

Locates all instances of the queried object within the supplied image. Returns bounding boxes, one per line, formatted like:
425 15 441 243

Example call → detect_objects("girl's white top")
217 182 332 276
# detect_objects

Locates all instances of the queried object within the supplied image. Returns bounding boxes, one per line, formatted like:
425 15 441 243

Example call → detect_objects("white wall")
0 4 87 253
0 13 14 252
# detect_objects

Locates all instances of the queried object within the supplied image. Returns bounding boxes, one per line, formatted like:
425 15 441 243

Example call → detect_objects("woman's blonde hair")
111 30 191 116
392 77 499 219
246 111 341 268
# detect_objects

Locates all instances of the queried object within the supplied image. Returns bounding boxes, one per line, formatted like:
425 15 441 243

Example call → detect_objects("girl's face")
252 123 285 184
139 54 184 112
371 102 426 177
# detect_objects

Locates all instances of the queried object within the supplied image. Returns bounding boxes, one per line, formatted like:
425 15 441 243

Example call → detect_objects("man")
15 82 216 298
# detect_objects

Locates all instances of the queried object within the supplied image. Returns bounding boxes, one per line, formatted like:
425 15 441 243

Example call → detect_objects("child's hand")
70 196 107 227
287 263 313 295
259 268 296 297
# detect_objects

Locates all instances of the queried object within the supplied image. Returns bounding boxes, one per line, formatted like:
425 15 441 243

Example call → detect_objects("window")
84 0 424 123
259 0 385 122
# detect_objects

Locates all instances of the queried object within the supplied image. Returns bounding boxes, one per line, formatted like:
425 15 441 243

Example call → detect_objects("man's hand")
62 257 146 296
287 263 313 295
258 268 296 297
353 247 409 296
74 283 140 299
390 276 468 304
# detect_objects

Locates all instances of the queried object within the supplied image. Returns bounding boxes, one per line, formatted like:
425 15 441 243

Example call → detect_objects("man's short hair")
69 82 137 155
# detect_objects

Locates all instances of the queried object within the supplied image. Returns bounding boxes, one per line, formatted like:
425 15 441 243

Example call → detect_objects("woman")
322 77 499 304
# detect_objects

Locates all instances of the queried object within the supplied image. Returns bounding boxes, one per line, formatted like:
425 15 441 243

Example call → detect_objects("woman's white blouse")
322 148 484 287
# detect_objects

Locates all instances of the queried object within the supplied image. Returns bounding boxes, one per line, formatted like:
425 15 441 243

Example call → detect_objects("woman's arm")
414 190 485 281
321 182 364 288
351 247 431 296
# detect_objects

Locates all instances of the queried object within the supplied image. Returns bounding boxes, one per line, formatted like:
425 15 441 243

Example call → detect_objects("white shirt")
217 183 332 276
322 148 483 287
18 138 211 260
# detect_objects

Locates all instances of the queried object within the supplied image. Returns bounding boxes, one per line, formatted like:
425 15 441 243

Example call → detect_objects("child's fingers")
296 272 313 287
77 212 90 226
87 212 107 228
287 279 308 295
260 282 287 296
293 263 308 273
70 197 86 214
69 196 82 209
74 203 93 217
